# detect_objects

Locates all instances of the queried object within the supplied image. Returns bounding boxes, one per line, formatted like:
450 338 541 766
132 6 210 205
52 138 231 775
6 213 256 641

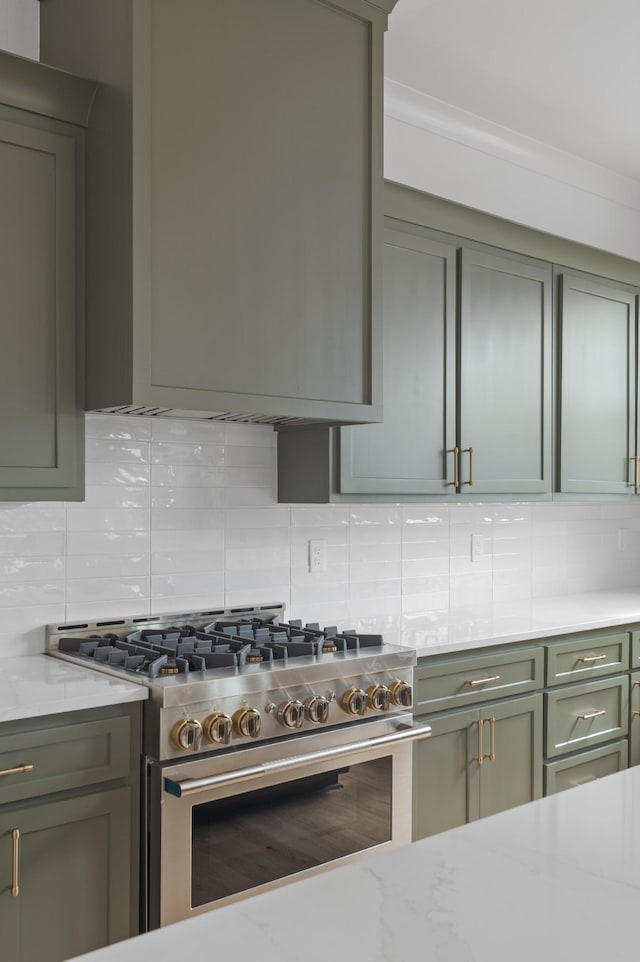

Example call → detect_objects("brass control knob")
202 712 233 745
304 694 331 725
390 680 413 709
341 687 367 717
172 718 203 752
232 707 262 739
367 683 392 712
277 699 305 729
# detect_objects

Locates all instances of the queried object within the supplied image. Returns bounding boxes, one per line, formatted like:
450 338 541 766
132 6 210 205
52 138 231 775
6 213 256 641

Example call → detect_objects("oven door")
149 718 430 928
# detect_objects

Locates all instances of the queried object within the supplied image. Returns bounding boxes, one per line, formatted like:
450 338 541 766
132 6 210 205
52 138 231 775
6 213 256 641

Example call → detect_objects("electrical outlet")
309 539 327 572
470 533 484 562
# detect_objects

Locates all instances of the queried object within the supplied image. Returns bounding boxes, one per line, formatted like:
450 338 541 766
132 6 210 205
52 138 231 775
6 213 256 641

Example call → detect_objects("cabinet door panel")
0 788 132 962
413 708 480 840
479 695 543 819
341 223 456 494
558 273 637 494
0 117 79 493
459 249 552 494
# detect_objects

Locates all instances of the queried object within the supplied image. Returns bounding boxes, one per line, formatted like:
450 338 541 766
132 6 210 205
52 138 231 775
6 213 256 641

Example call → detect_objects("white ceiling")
385 0 640 181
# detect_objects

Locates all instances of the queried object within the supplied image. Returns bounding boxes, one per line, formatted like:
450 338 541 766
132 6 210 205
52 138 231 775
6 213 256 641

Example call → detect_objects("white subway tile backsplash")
3 412 640 655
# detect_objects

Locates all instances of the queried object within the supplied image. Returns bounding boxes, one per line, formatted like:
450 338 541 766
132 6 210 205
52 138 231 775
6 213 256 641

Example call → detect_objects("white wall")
0 0 38 59
1 414 640 657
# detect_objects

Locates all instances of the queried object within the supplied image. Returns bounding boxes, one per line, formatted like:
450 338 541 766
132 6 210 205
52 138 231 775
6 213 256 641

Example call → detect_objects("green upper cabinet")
279 217 553 501
339 221 457 494
457 248 552 495
40 0 396 426
558 271 639 495
0 52 95 501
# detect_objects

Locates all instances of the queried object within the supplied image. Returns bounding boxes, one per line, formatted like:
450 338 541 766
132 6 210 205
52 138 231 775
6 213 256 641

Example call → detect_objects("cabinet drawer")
545 632 630 686
0 714 132 805
544 740 628 795
630 670 640 766
545 676 628 759
414 648 543 714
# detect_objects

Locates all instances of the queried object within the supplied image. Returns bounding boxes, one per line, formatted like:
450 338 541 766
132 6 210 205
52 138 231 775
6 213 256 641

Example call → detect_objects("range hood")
40 0 400 428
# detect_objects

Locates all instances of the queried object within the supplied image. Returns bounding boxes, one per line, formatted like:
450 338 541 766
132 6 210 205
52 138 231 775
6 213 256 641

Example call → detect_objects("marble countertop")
67 763 640 962
0 654 147 723
410 586 640 656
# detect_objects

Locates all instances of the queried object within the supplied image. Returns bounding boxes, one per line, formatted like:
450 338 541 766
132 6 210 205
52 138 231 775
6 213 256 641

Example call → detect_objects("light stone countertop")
0 654 147 723
67 762 640 962
408 586 640 656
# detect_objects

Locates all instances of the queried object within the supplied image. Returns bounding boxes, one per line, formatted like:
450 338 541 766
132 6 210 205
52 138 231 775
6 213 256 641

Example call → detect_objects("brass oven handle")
472 718 484 766
447 447 460 487
577 654 607 664
164 722 433 798
466 675 500 687
461 446 474 486
0 764 34 779
483 716 496 762
11 829 19 897
577 709 606 721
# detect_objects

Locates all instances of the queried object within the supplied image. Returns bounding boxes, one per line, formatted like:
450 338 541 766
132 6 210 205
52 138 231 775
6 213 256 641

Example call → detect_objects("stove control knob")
202 712 233 745
341 687 367 717
367 684 392 712
390 680 413 709
232 707 262 739
172 718 203 752
277 699 305 729
304 695 330 725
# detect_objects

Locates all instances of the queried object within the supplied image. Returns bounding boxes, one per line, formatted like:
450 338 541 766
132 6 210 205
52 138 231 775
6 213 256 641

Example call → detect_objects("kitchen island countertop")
408 586 640 656
68 761 640 962
0 654 147 723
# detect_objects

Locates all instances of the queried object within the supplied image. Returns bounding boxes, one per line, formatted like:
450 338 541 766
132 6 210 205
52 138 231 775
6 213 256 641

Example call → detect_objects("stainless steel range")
46 604 430 929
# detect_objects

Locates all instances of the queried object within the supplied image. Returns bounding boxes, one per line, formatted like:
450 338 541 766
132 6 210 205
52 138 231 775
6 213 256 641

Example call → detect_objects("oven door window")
191 756 392 907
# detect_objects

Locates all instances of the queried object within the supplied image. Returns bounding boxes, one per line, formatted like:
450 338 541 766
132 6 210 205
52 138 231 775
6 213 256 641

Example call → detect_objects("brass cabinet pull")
11 829 19 897
483 716 496 762
577 654 607 664
447 447 460 487
633 711 640 717
472 718 484 766
633 681 640 688
577 709 606 721
629 456 639 489
461 446 474 486
466 675 501 687
0 764 34 779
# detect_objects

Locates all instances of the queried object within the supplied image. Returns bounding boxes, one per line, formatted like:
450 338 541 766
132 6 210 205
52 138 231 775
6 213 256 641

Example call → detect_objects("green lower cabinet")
544 741 628 795
413 693 542 840
544 675 628 759
0 787 132 962
631 671 640 766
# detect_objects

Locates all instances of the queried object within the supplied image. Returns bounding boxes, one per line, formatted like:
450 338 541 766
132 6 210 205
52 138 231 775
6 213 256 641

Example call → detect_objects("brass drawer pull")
461 446 474 486
11 829 19 897
472 718 484 766
447 447 460 487
630 456 640 490
0 764 34 779
577 654 607 664
577 709 607 721
633 711 640 717
466 675 501 687
483 716 496 762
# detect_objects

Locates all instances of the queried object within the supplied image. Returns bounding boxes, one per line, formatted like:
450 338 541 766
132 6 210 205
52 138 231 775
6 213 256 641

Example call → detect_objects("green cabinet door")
458 248 553 495
413 694 542 840
0 788 132 962
41 0 391 424
340 221 457 494
558 272 638 494
0 54 90 500
477 694 543 819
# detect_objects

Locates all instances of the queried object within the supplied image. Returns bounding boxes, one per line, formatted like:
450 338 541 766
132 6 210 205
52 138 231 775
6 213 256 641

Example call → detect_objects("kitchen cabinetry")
40 0 397 426
0 52 94 501
279 219 552 500
412 647 544 840
0 703 140 962
557 271 640 495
